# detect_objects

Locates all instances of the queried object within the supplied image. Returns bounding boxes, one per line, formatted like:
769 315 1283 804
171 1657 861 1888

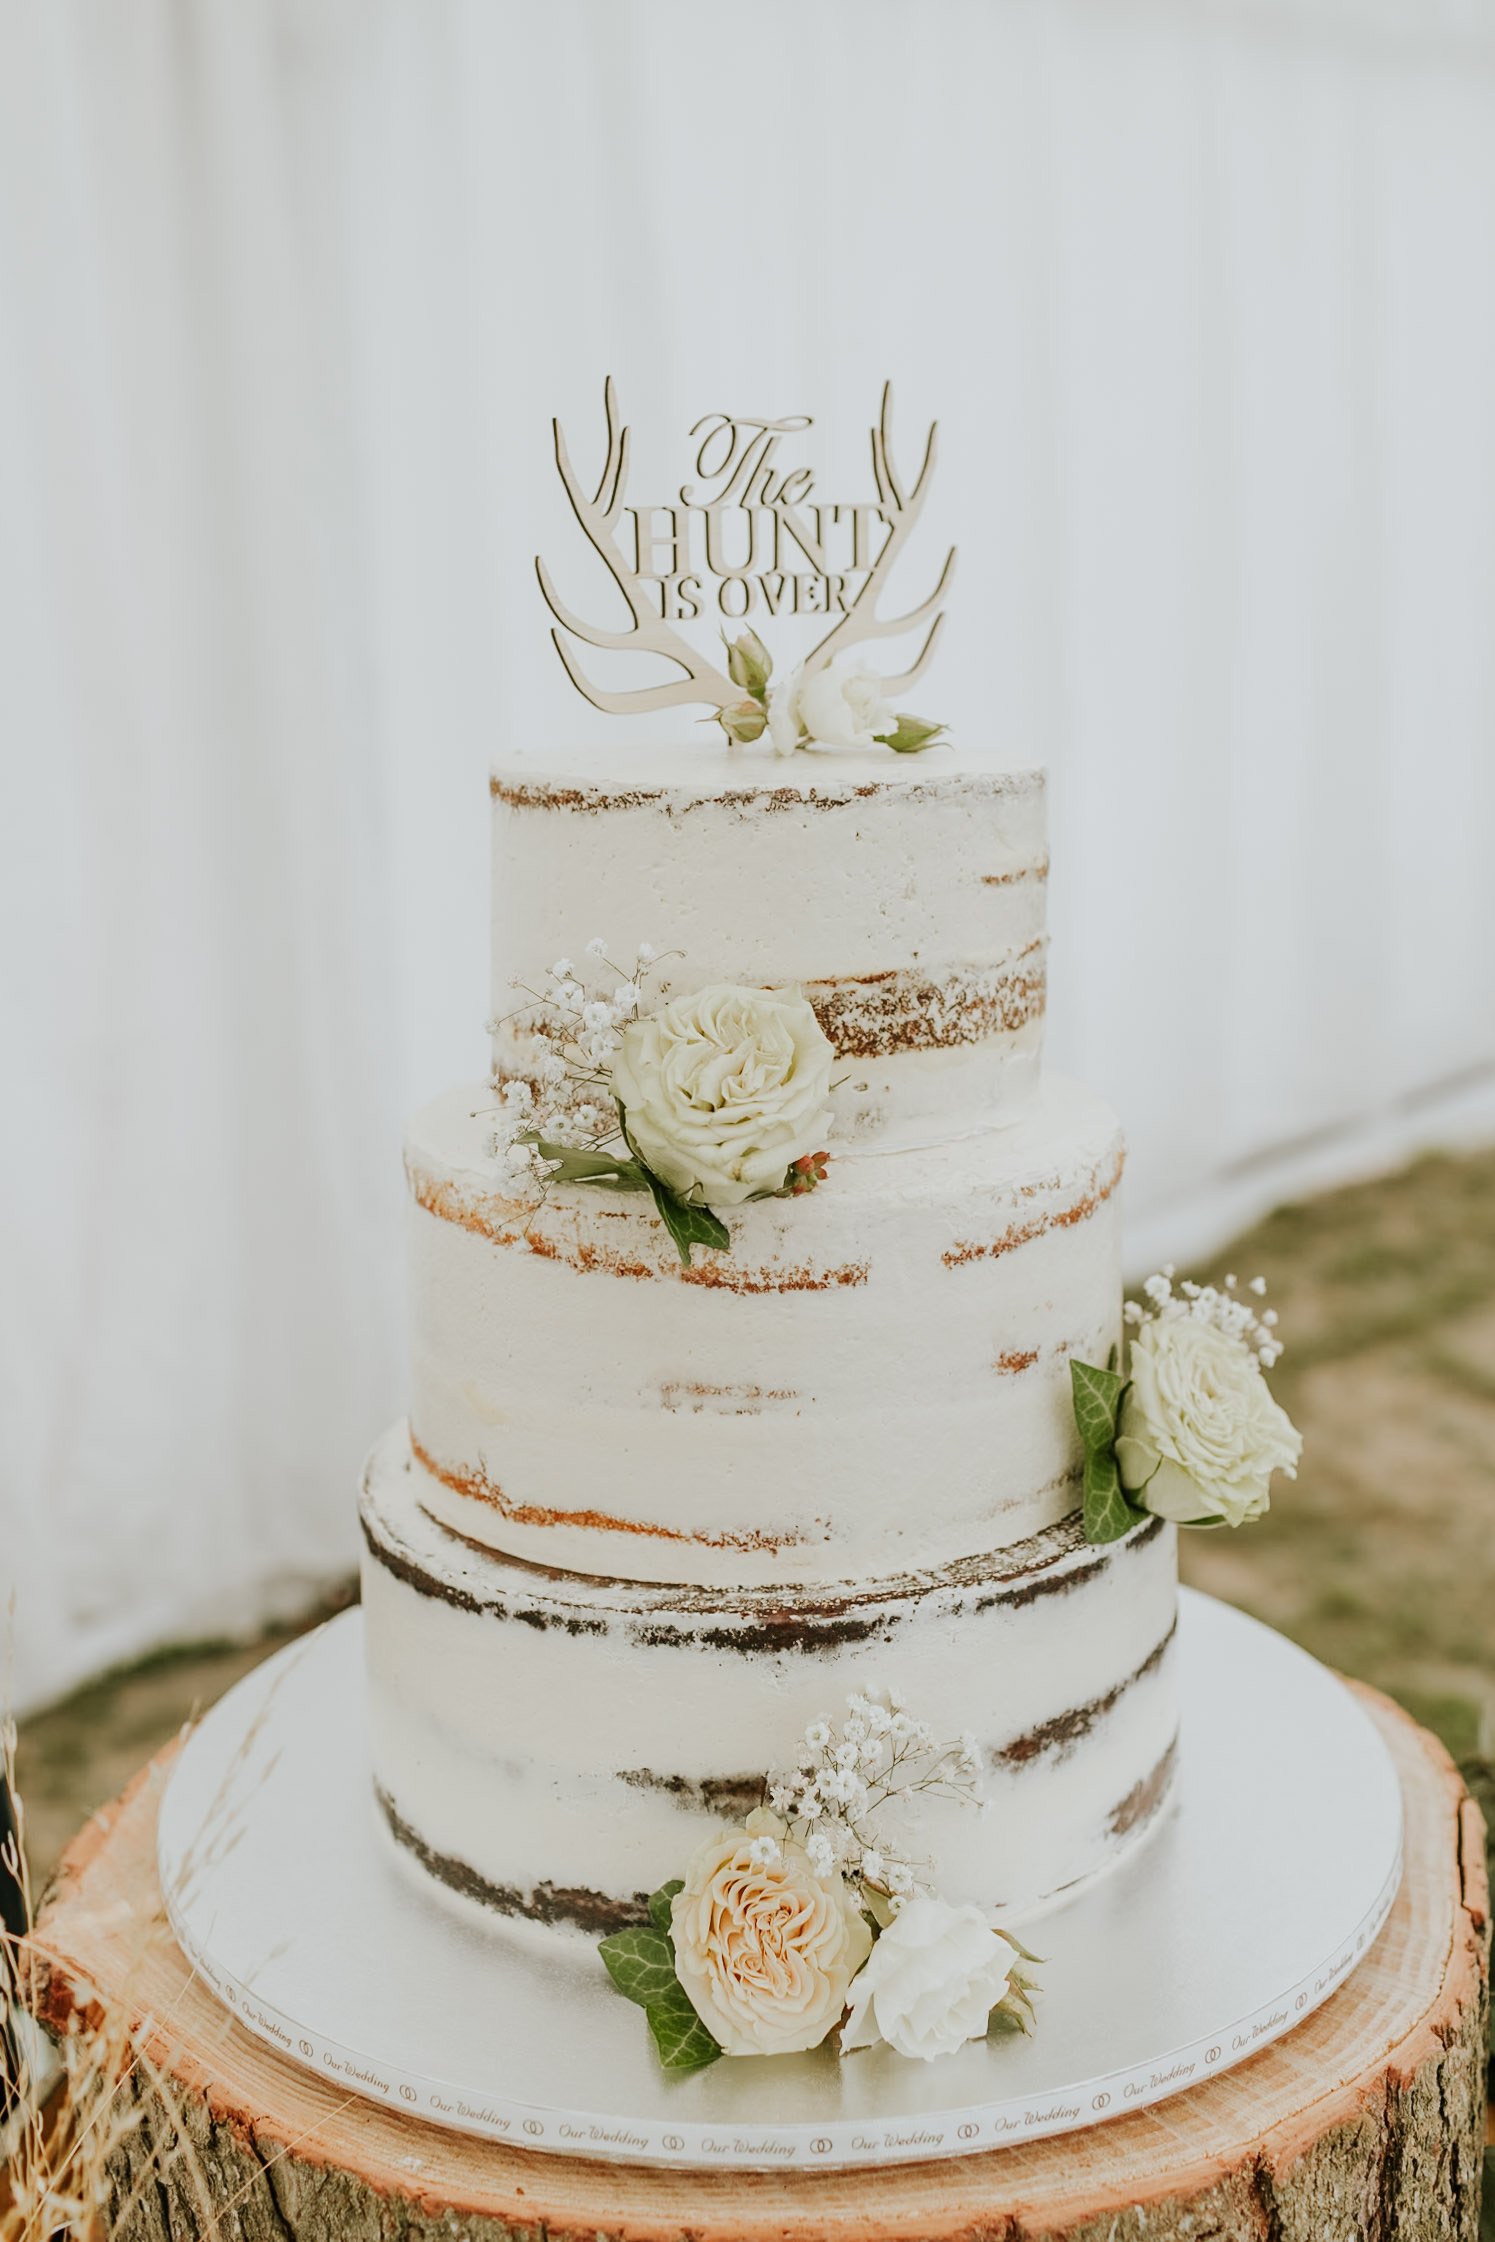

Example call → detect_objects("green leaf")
1083 1443 1143 1545
597 1925 679 2010
996 1928 1045 1968
645 1982 723 2071
614 1104 732 1264
647 1880 684 1935
642 1167 731 1266
877 713 948 754
986 2003 1026 2039
1069 1358 1126 1458
531 1138 651 1191
1070 1359 1146 1544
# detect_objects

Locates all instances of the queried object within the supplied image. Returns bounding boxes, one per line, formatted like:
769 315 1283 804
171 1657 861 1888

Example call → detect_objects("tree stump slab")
28 1680 1489 2242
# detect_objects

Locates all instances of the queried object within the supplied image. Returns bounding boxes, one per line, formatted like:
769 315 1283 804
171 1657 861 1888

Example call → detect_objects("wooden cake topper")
535 380 957 726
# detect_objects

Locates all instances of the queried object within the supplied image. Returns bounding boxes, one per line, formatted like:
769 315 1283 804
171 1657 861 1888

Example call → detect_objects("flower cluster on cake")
487 939 836 1263
1071 1271 1301 1543
598 1692 1038 2071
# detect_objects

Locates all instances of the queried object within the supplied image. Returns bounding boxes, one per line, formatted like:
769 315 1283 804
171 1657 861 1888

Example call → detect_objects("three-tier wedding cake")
145 384 1318 2109
344 380 1296 2076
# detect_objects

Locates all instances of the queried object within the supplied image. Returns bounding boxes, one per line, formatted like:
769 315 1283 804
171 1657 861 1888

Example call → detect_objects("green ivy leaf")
647 1880 684 1935
1070 1358 1149 1543
645 1981 723 2071
642 1168 732 1267
1083 1444 1143 1545
877 714 948 754
597 1925 679 2011
1069 1358 1126 1457
599 1909 724 2072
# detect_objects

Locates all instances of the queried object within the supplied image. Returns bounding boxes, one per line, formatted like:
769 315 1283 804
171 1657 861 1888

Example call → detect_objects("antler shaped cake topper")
807 387 955 693
535 380 740 718
535 380 956 751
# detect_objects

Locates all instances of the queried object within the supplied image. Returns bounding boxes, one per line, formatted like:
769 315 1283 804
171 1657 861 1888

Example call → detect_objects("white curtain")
4 0 1494 1712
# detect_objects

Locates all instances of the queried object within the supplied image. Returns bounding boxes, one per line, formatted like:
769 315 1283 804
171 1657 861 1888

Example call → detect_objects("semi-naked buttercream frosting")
490 748 1048 1150
361 1427 1179 1934
405 1071 1122 1585
361 744 1180 1955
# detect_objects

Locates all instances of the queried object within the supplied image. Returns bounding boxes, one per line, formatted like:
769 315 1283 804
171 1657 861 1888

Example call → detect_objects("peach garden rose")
669 1810 872 2058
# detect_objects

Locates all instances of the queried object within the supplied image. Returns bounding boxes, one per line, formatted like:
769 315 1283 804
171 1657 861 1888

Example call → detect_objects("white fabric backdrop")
5 0 1495 1712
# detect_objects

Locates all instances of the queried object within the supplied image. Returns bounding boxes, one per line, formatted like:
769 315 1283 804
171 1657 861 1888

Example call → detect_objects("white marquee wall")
4 0 1494 1711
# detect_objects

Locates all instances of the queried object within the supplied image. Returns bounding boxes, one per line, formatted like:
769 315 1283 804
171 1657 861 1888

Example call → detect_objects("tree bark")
29 1681 1489 2242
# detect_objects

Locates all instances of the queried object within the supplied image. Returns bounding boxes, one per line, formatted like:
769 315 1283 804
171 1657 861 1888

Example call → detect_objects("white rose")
765 665 806 757
1116 1317 1302 1528
610 983 833 1207
670 1811 873 2058
764 661 896 756
840 1895 1013 2063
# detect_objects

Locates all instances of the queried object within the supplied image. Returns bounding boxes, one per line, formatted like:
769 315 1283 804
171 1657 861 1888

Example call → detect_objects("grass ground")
12 1145 1495 2221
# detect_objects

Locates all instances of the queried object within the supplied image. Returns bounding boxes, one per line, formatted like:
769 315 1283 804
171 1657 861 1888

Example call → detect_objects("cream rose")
670 1812 873 2058
765 661 896 756
1116 1317 1302 1528
610 983 833 1207
841 1895 1014 2062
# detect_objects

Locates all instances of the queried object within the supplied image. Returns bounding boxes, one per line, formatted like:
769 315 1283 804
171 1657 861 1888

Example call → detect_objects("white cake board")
156 1591 1402 2173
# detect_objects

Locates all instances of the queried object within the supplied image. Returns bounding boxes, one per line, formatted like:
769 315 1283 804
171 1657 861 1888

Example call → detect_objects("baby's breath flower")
1127 1267 1285 1366
766 1688 984 1916
484 933 669 1199
747 1833 781 1868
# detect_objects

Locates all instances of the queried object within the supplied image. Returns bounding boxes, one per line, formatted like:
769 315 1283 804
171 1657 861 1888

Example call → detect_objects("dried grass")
3 1633 351 2238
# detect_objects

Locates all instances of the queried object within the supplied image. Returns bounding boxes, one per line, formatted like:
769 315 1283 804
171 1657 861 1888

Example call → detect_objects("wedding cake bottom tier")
359 1425 1180 1936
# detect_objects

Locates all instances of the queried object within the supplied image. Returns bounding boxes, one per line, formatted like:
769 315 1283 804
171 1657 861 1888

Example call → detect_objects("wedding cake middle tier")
404 1070 1123 1588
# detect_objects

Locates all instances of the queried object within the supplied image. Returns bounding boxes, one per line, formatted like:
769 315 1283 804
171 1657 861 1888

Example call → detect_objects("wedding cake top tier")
490 747 1048 1151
